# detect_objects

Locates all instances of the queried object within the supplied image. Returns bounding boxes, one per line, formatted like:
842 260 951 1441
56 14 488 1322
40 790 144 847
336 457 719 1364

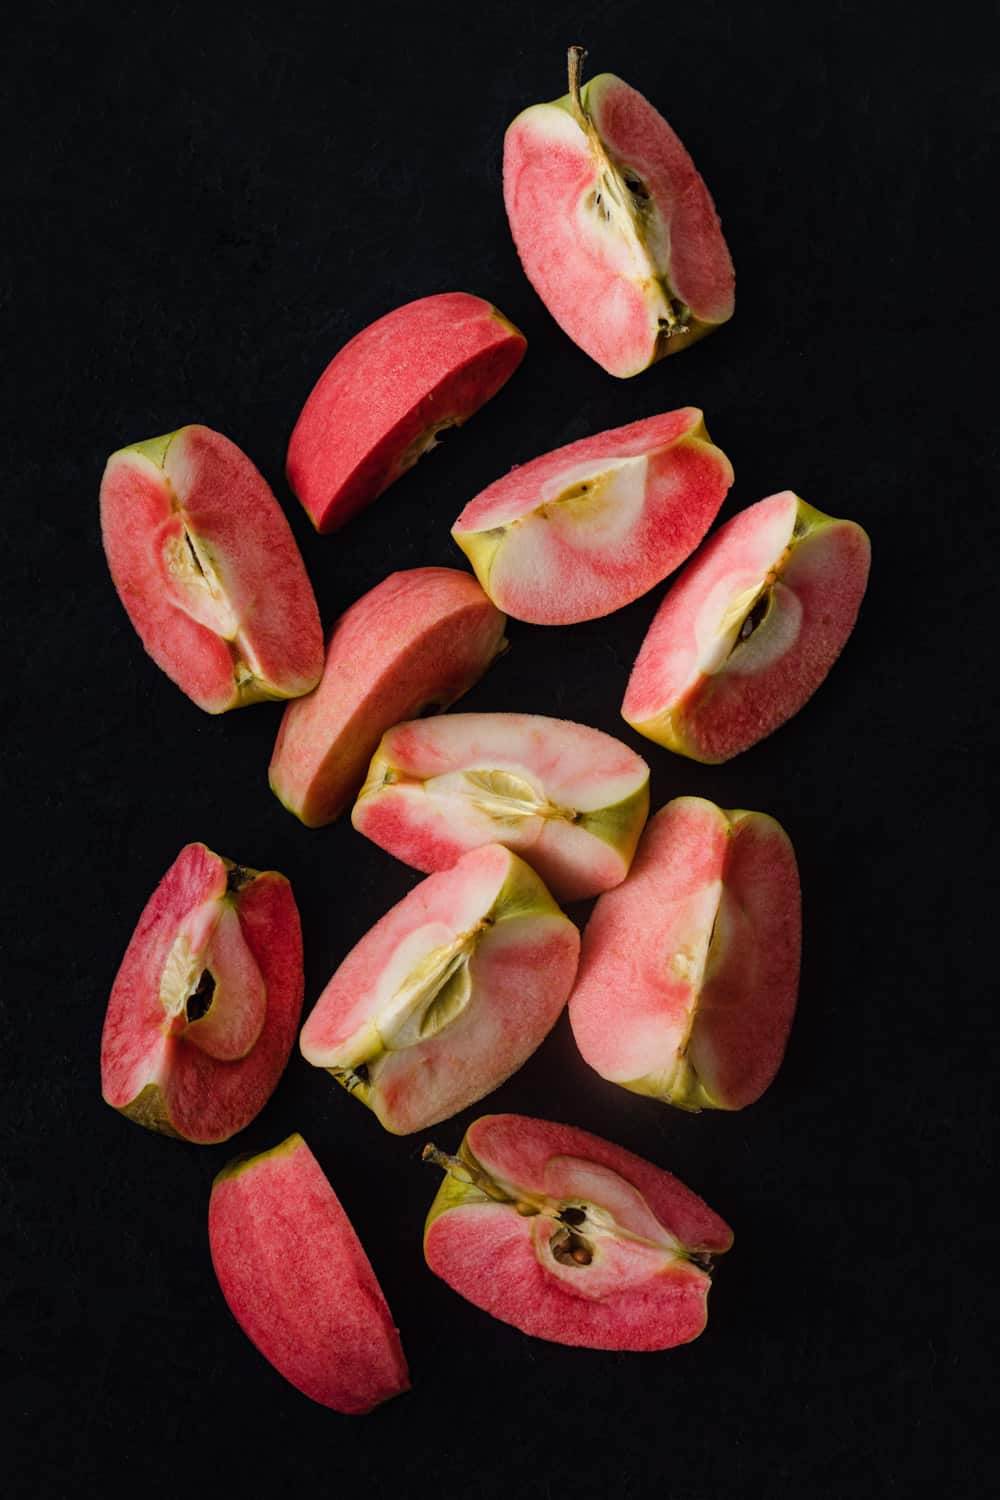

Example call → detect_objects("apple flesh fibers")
209 1135 409 1413
452 409 732 624
269 567 507 827
623 491 871 762
569 797 800 1111
352 712 650 902
299 845 580 1134
100 425 323 713
503 48 734 378
423 1113 732 1350
100 843 303 1143
287 292 527 533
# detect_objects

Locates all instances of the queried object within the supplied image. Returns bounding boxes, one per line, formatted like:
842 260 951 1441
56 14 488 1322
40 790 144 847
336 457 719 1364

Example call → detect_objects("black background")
5 2 995 1496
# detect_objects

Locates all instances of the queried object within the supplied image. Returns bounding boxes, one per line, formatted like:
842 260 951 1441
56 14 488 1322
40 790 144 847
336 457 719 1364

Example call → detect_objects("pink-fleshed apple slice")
352 712 649 902
209 1134 410 1414
101 843 303 1143
623 491 872 762
269 567 507 828
422 1113 732 1350
299 845 580 1134
287 292 527 533
503 48 734 378
569 797 801 1111
100 425 324 713
452 409 733 624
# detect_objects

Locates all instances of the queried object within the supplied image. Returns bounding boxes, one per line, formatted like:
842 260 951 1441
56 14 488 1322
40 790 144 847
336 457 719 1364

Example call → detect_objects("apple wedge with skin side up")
503 47 735 378
623 492 872 762
287 292 527 533
569 797 801 1111
451 409 733 624
352 712 650 903
269 568 507 827
100 425 324 712
299 845 580 1134
101 844 303 1143
422 1114 733 1350
209 1135 410 1414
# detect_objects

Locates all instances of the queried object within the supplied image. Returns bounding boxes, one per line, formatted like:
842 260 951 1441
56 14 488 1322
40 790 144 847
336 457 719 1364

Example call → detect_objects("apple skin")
100 844 303 1144
209 1134 410 1414
269 568 507 827
569 797 801 1111
299 845 580 1134
100 425 323 713
287 292 527 533
423 1113 732 1350
452 409 733 625
352 711 650 902
623 492 872 762
503 52 734 377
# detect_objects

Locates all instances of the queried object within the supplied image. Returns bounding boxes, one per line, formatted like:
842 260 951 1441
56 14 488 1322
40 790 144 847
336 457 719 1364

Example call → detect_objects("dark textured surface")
3 2 994 1495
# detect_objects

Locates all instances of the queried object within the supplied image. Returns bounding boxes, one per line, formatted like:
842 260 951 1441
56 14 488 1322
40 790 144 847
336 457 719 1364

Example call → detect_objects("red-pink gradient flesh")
287 292 526 532
209 1135 409 1414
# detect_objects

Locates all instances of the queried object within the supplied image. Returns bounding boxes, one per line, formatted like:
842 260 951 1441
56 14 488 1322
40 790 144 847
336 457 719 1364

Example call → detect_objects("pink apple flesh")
452 409 733 624
100 425 324 713
623 491 871 762
100 843 303 1143
299 845 580 1134
209 1134 409 1413
287 292 527 533
423 1113 732 1350
569 797 801 1110
269 567 507 827
352 712 650 902
503 49 734 378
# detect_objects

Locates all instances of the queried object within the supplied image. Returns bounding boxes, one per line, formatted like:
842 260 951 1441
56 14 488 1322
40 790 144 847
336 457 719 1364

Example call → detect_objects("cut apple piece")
503 48 734 378
300 845 580 1134
353 712 649 902
452 409 732 624
100 425 323 712
623 492 872 762
569 797 800 1110
209 1134 410 1413
423 1113 732 1349
101 843 303 1143
269 568 507 827
287 292 527 532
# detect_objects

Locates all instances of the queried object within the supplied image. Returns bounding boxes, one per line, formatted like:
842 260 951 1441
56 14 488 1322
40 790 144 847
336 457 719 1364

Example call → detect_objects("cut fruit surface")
287 292 526 532
209 1135 409 1413
353 712 649 901
100 844 303 1143
269 568 507 827
423 1113 732 1349
623 491 871 762
300 845 580 1134
452 409 732 624
100 425 323 712
569 797 800 1110
503 48 734 377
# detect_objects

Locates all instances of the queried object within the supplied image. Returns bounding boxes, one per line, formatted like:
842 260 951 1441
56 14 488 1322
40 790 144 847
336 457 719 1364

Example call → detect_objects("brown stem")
567 45 589 129
422 1144 512 1203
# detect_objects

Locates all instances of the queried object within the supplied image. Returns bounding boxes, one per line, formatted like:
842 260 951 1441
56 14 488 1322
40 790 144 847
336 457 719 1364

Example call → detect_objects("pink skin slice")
452 409 733 625
100 425 324 713
503 57 734 378
569 797 801 1111
287 292 527 533
352 712 650 902
423 1114 732 1350
209 1135 409 1414
300 845 580 1134
623 492 872 763
101 843 304 1143
269 568 507 827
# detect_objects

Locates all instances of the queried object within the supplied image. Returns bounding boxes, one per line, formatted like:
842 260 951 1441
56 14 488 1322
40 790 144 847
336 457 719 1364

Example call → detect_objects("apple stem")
422 1144 512 1203
567 45 589 129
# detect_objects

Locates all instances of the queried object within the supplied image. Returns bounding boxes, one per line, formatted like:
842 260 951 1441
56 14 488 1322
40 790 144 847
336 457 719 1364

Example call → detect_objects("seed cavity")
737 591 772 645
185 970 216 1023
550 1226 594 1267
